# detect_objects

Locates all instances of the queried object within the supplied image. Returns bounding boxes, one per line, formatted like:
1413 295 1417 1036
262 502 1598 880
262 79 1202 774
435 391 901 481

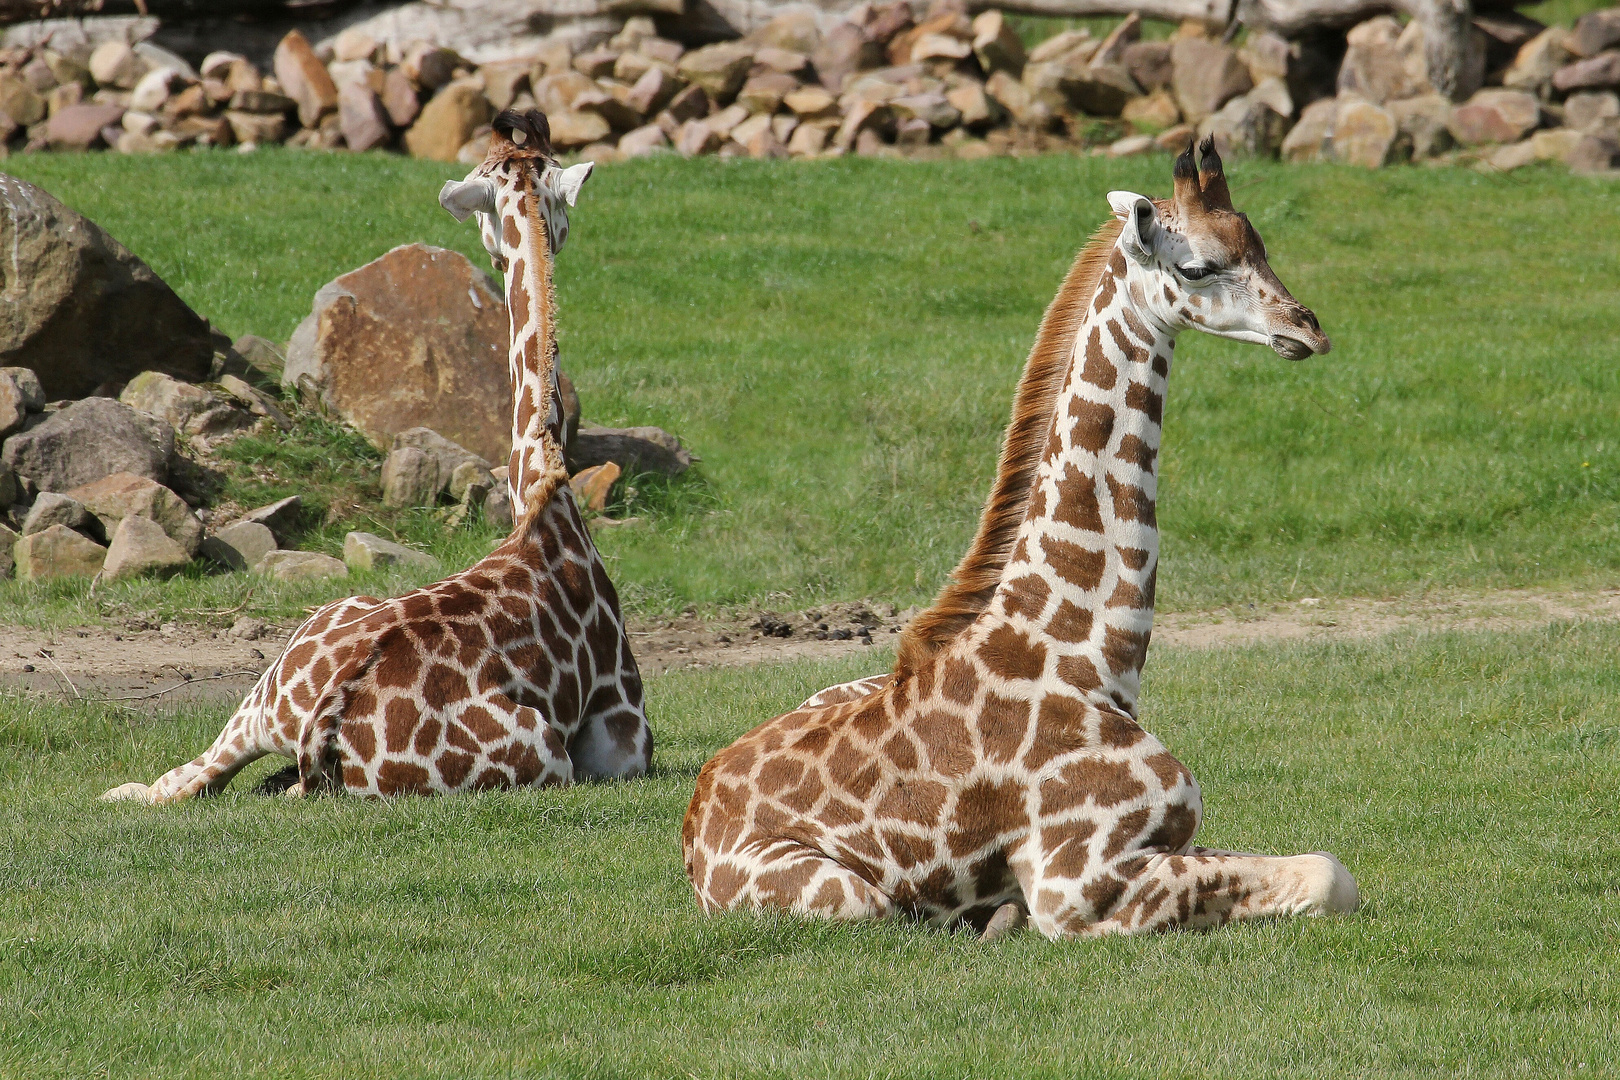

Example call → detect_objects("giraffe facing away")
103 110 650 803
683 140 1356 939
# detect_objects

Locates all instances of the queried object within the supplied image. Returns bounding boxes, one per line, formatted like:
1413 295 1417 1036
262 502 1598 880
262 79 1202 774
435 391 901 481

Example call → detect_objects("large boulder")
65 471 203 556
0 174 213 399
1 398 174 493
1447 88 1540 146
101 514 190 580
13 523 105 581
404 80 493 161
1171 38 1251 125
284 244 511 465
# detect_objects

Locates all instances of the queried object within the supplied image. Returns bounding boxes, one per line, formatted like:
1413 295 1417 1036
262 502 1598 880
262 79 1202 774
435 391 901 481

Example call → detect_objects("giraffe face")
1106 139 1330 361
438 109 595 267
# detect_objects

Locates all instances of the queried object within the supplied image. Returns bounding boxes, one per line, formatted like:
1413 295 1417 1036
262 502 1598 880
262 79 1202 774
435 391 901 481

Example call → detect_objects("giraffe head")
437 109 594 270
1106 137 1330 360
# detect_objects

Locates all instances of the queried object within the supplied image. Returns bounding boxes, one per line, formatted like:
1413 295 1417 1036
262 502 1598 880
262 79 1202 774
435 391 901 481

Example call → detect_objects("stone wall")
0 2 1615 168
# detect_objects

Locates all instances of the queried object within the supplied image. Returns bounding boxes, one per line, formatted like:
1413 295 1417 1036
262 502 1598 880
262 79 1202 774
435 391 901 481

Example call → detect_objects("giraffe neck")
990 246 1177 718
496 169 569 518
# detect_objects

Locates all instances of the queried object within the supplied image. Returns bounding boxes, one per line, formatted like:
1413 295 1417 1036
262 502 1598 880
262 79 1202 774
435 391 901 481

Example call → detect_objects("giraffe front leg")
102 698 281 805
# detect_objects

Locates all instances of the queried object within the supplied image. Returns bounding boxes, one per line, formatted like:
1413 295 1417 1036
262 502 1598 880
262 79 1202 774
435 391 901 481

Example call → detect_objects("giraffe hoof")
100 782 153 803
979 902 1028 942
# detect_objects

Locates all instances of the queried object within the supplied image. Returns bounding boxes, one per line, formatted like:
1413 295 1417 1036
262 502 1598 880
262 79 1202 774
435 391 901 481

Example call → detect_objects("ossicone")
493 109 555 157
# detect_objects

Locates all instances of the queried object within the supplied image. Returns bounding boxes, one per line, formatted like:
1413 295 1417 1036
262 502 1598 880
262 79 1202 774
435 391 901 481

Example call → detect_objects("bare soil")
3 589 1618 708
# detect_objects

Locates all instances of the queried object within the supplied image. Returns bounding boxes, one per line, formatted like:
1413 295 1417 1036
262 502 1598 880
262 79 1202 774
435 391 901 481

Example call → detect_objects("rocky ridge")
0 2 1614 170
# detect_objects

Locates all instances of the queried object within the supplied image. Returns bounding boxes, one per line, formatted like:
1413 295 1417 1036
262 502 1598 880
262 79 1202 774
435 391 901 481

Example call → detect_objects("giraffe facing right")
684 140 1356 940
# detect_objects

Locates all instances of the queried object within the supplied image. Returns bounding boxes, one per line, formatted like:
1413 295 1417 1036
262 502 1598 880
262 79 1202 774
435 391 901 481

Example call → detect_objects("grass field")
2 623 1616 1077
2 151 1618 625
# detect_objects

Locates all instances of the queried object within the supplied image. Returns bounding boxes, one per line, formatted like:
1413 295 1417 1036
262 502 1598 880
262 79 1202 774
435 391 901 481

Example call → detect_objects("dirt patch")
3 589 1618 708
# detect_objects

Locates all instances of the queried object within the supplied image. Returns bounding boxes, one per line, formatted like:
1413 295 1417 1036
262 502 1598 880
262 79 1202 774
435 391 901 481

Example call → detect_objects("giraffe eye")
1177 264 1214 281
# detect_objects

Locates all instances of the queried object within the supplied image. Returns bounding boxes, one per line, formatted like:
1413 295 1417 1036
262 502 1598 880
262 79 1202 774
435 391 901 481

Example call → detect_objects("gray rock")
382 446 441 507
1171 38 1252 125
0 367 45 413
568 425 694 477
0 520 15 578
120 370 254 439
201 520 276 571
0 461 17 508
65 472 202 556
227 615 267 640
240 495 301 543
230 335 286 385
343 530 436 572
448 459 495 503
21 492 95 537
1198 94 1289 158
392 427 492 482
13 523 105 580
216 374 293 431
1 397 174 493
0 174 212 400
102 514 189 580
254 549 347 582
283 244 512 465
0 372 26 439
483 485 514 531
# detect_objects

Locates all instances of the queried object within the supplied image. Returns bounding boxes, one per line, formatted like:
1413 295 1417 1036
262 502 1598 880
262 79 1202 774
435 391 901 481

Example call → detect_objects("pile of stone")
2 2 1616 169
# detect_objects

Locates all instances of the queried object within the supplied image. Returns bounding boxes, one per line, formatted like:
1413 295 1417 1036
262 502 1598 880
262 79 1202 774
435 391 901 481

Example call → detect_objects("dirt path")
3 588 1618 707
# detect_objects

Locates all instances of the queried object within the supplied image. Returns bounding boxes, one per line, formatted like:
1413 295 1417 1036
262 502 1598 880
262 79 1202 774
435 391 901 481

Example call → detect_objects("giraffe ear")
438 177 497 223
554 162 594 207
1107 190 1160 266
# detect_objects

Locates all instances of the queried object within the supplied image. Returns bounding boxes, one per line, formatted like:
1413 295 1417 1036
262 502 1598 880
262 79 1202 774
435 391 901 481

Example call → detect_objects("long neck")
991 245 1176 717
498 171 569 518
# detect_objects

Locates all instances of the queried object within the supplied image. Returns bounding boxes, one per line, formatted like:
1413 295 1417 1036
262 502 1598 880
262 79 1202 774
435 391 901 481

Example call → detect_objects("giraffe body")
104 111 649 803
684 142 1354 937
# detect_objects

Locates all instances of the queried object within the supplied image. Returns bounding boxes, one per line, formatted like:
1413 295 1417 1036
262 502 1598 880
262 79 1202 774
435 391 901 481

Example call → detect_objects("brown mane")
894 215 1125 678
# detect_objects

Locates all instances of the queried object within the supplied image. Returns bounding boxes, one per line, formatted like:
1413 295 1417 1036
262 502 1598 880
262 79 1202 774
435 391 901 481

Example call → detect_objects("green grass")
2 624 1617 1077
2 152 1618 624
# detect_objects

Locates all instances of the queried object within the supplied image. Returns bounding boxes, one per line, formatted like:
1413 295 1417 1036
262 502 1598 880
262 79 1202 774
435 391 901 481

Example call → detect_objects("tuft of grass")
1 152 1617 624
2 625 1618 1076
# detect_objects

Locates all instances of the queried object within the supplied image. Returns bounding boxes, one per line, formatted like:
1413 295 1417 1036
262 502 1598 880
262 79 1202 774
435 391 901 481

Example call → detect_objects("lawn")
2 151 1618 624
2 623 1616 1077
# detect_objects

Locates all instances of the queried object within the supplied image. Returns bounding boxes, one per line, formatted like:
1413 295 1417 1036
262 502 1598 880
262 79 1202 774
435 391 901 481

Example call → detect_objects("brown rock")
339 81 392 151
119 371 250 439
985 70 1034 125
572 87 640 131
1124 87 1180 133
890 92 960 129
0 73 45 127
202 520 276 572
627 66 680 116
911 34 973 63
0 176 211 399
1123 41 1173 93
533 72 597 116
1565 90 1619 134
1334 99 1399 167
224 110 287 145
1062 61 1138 117
706 103 750 140
569 461 620 512
1448 88 1540 145
1155 123 1196 153
1571 9 1620 58
813 23 886 92
240 495 301 542
1337 15 1431 105
1487 139 1538 171
88 42 145 90
677 42 754 103
102 514 189 580
1281 104 1331 165
662 83 711 124
1198 93 1287 157
404 81 491 162
573 48 621 80
753 47 810 76
480 61 531 111
273 30 338 128
66 471 201 556
754 10 822 55
344 530 435 572
947 80 1000 128
785 85 838 117
787 118 835 155
737 72 798 115
971 9 1025 75
1568 134 1620 172
382 68 421 129
1503 28 1574 94
13 524 105 581
1388 94 1455 157
619 123 669 157
1553 51 1620 94
256 550 347 582
0 371 27 439
44 102 123 149
836 98 894 148
1171 38 1251 124
676 118 721 156
548 109 612 149
284 244 511 465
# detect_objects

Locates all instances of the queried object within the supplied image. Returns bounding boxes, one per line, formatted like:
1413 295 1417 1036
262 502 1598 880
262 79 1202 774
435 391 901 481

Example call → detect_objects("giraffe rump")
896 216 1125 677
